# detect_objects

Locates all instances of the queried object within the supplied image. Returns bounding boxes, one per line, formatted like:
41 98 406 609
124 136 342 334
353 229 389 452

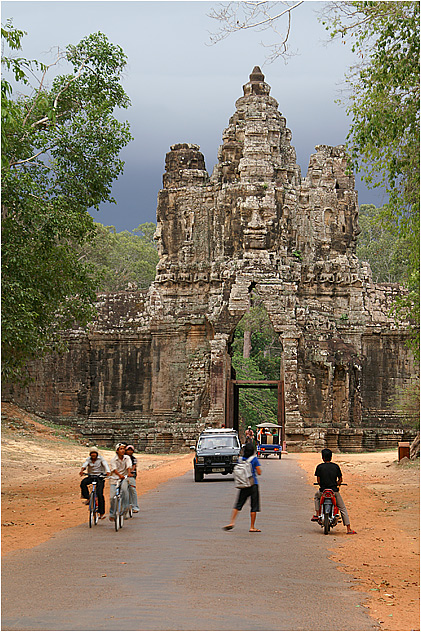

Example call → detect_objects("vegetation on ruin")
1 22 132 382
77 222 158 292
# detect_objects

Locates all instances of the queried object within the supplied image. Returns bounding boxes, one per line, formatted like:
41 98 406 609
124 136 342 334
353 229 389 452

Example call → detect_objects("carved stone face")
235 189 278 251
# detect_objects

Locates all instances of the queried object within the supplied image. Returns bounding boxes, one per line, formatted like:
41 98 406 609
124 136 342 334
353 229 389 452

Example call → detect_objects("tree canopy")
78 222 159 292
1 22 132 382
356 204 409 284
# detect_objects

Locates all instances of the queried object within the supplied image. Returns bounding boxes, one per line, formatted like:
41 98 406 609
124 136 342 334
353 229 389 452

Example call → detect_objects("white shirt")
109 454 132 482
81 455 110 475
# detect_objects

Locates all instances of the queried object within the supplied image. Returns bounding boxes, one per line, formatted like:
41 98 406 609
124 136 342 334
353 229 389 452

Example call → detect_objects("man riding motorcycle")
311 448 357 534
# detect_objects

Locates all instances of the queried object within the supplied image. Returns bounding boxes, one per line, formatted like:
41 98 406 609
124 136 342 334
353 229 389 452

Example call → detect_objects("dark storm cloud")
3 1 386 230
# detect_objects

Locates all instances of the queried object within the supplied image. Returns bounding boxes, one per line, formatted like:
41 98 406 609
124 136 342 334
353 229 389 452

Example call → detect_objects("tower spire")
243 65 270 96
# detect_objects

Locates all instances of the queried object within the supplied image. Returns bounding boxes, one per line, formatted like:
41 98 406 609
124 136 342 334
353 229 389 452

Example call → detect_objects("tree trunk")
243 330 252 358
410 431 420 460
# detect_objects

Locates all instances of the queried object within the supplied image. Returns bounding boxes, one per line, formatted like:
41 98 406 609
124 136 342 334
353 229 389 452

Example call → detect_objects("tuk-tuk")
256 422 282 459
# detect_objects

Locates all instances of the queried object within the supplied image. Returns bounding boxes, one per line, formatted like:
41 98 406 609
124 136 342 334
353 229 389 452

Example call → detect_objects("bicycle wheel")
112 496 119 532
118 497 124 529
128 505 133 519
89 493 95 528
94 493 99 525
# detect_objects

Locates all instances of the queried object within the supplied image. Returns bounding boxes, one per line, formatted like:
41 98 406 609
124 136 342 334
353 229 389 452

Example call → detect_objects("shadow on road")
196 476 236 483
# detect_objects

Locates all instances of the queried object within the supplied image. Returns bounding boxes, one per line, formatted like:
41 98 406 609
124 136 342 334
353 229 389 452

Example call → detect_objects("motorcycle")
313 483 346 535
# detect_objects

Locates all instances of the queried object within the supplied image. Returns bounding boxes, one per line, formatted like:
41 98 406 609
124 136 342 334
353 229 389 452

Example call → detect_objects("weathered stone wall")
4 67 417 451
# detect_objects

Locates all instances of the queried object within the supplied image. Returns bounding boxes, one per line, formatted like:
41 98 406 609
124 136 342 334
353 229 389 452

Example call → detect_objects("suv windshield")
198 436 240 450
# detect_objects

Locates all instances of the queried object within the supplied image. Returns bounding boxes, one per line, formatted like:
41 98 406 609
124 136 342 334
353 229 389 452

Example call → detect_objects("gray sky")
3 0 387 231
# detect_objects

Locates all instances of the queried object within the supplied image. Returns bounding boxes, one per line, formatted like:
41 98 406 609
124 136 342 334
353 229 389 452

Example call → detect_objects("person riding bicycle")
125 444 140 513
311 448 356 534
79 447 110 519
109 443 132 522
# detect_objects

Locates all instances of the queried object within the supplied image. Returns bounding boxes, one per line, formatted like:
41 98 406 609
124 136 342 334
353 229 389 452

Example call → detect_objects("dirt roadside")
293 451 419 631
1 402 193 554
2 403 419 631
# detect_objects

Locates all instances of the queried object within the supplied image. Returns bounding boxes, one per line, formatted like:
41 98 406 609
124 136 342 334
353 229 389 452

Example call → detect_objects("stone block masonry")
4 68 417 451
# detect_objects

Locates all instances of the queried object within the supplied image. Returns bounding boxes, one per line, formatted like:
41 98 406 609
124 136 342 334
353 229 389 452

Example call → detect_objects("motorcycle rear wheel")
323 513 330 535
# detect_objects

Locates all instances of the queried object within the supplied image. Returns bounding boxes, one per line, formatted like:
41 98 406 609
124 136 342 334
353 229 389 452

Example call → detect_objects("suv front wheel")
194 466 204 482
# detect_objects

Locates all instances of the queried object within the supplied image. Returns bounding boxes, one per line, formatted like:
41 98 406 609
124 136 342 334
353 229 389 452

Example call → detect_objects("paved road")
2 455 376 631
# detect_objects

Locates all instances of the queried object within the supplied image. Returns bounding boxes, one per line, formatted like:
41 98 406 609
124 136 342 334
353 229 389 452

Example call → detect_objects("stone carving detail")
4 67 417 452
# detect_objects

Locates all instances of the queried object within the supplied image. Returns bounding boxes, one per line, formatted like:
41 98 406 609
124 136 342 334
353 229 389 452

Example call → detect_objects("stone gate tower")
6 68 416 451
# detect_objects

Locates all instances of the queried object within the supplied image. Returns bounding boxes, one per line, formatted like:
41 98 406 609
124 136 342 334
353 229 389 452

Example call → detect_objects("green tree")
78 222 159 292
1 22 132 382
232 297 282 378
356 204 409 283
233 353 279 431
389 378 420 430
322 1 420 355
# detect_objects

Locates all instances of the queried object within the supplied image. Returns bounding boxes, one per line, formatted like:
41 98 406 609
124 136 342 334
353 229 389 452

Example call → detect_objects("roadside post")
398 441 410 461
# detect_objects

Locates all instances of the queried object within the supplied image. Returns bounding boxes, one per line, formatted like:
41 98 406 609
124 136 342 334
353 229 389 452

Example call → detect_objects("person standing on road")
245 426 255 444
79 447 110 519
311 448 357 534
109 443 132 521
223 442 262 533
125 444 140 513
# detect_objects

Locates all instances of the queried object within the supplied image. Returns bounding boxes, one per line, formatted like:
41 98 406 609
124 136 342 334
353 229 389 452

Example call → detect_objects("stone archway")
4 67 417 452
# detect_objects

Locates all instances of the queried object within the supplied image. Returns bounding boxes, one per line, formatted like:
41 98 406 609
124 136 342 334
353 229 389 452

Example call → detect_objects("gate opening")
226 379 286 450
227 291 284 447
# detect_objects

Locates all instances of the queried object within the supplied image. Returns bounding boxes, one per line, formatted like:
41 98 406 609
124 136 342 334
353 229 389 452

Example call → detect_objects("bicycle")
87 474 106 528
111 476 132 532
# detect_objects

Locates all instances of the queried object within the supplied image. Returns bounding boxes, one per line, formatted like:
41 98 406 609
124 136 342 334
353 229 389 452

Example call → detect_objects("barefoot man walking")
223 441 262 533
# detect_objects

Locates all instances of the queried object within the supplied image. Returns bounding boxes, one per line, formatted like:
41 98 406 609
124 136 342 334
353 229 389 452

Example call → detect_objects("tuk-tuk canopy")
256 422 282 429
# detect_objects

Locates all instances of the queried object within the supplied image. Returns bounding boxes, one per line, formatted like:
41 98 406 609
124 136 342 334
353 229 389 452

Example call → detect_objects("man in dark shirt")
311 448 356 534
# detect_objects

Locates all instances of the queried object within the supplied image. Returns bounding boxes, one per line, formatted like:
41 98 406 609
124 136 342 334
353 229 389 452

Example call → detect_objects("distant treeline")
356 204 410 285
78 222 159 293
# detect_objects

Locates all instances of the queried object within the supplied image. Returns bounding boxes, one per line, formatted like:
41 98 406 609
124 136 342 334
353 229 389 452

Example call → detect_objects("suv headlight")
232 455 239 462
196 456 204 463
